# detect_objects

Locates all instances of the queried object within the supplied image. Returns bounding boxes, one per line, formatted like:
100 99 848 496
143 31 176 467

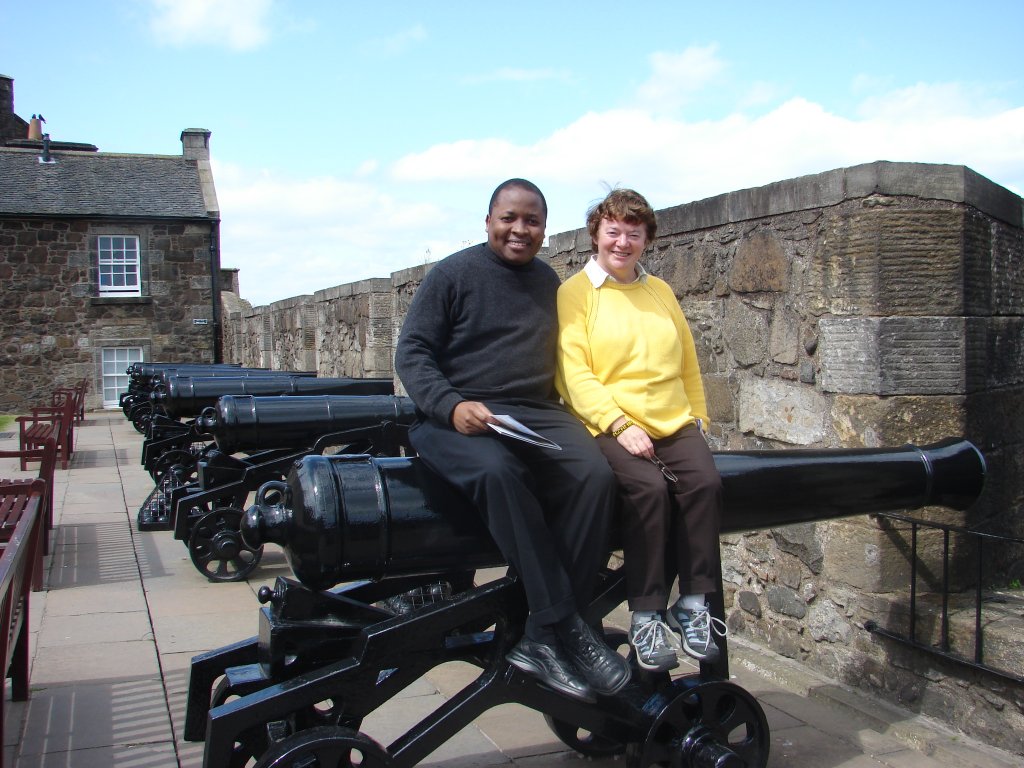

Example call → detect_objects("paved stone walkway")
1 414 1020 767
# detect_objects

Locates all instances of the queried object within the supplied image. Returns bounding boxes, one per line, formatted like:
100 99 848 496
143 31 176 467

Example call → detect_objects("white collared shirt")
583 257 649 288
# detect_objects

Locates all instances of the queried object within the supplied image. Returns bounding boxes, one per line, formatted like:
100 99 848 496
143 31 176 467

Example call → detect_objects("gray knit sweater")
395 243 561 425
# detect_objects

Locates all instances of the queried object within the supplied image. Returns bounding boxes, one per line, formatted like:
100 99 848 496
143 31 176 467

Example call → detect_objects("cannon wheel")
253 726 394 768
628 680 769 768
543 714 627 758
209 676 271 767
189 507 264 582
130 404 154 433
543 626 630 758
150 448 198 484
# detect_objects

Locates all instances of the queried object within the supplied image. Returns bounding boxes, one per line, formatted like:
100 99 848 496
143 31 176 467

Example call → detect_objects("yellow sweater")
555 269 708 439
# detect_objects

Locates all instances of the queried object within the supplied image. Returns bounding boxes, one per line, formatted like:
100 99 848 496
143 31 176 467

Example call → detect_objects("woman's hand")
452 401 496 435
611 419 654 459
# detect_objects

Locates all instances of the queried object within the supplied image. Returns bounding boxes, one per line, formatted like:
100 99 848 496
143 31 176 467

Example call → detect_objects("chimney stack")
0 76 13 117
181 128 212 161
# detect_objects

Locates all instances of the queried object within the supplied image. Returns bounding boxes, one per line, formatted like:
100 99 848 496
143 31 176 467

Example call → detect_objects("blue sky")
4 0 1023 306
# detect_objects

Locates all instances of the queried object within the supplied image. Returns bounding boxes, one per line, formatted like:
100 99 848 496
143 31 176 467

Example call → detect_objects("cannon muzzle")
242 438 985 592
195 394 417 453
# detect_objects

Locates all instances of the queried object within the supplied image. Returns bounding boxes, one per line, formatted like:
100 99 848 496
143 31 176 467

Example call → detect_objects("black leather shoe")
506 637 596 703
557 614 632 696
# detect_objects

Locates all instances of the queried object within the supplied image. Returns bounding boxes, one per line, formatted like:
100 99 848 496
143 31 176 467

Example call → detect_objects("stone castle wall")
222 162 1024 751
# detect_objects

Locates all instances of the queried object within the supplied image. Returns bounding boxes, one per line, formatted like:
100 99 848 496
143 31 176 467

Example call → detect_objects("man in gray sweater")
395 178 630 702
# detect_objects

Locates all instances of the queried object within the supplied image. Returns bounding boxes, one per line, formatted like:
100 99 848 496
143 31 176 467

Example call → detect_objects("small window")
102 346 143 407
98 235 141 296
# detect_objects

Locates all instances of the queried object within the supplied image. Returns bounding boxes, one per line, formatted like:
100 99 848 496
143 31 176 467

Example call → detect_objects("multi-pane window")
102 347 143 407
98 235 141 295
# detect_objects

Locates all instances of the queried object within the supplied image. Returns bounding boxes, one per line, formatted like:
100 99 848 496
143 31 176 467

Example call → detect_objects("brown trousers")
596 424 722 611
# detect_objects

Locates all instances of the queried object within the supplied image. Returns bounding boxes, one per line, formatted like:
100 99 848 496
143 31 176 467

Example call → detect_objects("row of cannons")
121 363 409 581
121 364 988 767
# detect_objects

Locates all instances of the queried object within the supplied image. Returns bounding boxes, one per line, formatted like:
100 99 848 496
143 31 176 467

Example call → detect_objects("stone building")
0 74 223 412
224 161 1023 752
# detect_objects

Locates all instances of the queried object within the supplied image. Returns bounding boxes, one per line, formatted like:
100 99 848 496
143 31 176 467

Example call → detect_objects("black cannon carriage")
185 438 986 768
144 394 417 582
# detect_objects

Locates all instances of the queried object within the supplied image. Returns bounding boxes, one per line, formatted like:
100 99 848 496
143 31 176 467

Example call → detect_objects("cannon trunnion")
185 438 986 768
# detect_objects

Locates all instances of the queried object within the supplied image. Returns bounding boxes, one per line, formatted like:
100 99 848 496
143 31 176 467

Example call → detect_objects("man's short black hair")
488 178 548 218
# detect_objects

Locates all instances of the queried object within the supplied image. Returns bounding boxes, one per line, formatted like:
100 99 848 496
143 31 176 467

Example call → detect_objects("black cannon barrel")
196 394 417 453
153 376 395 418
152 369 316 390
127 363 256 387
127 362 245 377
241 438 985 591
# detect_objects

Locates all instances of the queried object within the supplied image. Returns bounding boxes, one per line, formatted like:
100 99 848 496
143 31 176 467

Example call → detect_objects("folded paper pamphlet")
487 414 562 450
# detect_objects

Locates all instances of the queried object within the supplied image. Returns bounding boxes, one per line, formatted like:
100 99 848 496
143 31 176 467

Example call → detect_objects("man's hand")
452 401 497 435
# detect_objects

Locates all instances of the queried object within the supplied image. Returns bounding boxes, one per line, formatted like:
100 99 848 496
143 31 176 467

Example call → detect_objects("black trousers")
596 424 722 612
409 402 617 643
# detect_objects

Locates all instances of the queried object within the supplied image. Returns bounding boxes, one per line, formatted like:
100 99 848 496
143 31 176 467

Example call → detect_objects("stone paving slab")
12 743 179 768
19 679 174 756
29 641 162 686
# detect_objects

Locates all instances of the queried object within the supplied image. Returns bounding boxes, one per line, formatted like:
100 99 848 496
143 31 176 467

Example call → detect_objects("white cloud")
856 81 1010 121
636 44 725 113
219 74 1024 306
149 0 273 51
214 161 476 305
389 88 1023 204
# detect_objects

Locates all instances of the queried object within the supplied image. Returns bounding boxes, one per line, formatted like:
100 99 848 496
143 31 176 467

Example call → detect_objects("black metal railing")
865 512 1024 684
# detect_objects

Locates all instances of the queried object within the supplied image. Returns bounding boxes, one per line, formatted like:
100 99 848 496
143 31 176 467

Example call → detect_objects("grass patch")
0 415 15 432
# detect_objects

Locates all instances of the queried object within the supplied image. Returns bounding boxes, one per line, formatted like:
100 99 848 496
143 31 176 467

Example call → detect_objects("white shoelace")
632 618 682 656
685 607 729 646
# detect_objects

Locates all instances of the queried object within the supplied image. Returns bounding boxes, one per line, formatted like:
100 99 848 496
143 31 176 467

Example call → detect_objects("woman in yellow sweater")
556 188 726 672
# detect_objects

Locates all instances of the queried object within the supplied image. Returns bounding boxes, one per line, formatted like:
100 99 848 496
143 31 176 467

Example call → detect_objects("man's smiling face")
485 186 547 266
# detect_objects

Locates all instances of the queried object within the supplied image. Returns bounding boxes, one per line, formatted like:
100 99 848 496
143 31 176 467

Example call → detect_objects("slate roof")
0 147 212 219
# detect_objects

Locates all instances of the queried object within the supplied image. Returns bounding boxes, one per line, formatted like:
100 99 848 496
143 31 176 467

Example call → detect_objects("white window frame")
101 347 144 407
98 235 141 296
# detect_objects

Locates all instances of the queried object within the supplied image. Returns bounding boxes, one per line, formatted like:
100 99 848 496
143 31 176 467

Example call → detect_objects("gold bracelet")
611 420 635 437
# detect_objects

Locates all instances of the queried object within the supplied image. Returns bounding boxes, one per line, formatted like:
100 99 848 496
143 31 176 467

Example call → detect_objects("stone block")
730 230 788 293
736 590 762 618
774 523 823 574
819 317 967 395
830 394 966 447
770 304 800 364
766 586 806 618
820 518 945 593
738 377 826 444
660 241 716 294
724 297 769 366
